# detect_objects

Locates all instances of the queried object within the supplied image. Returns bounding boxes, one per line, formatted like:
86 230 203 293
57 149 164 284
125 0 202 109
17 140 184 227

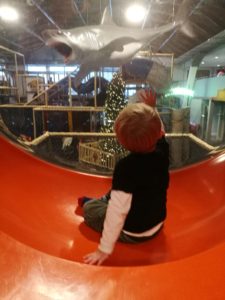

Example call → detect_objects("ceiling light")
0 6 19 22
214 56 219 59
217 64 221 67
125 4 147 24
165 87 194 97
201 61 205 64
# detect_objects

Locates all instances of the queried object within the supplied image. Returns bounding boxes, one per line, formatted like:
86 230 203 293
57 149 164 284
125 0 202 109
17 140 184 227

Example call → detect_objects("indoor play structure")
0 133 225 299
1 0 225 298
74 77 109 95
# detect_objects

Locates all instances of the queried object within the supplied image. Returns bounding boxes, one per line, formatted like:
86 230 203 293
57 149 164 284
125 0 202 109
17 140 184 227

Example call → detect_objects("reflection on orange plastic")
0 134 225 299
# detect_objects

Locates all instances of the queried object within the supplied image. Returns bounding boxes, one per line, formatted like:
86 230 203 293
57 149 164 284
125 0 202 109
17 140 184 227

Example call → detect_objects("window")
27 65 46 72
126 84 137 97
49 66 64 73
65 66 77 73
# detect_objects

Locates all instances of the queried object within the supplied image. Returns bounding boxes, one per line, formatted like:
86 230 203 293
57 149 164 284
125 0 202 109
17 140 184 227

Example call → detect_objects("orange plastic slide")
0 134 225 299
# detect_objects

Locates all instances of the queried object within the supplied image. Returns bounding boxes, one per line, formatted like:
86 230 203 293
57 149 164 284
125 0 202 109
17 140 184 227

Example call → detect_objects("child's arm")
99 190 132 253
83 190 132 265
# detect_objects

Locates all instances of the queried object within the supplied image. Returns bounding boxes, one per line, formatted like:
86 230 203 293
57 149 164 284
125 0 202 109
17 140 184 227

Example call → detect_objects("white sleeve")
98 190 132 254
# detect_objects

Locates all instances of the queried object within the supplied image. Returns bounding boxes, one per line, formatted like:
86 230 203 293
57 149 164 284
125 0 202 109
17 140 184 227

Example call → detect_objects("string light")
100 72 127 156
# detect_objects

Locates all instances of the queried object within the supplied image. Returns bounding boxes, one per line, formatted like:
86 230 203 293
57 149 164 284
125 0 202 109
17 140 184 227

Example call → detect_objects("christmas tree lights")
100 72 127 155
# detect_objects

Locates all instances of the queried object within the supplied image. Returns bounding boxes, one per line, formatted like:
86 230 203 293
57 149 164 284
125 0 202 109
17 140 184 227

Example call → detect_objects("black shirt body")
112 137 169 233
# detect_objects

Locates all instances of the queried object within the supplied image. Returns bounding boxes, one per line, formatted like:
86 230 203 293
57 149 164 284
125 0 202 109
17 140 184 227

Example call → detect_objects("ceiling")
176 29 225 67
0 0 225 67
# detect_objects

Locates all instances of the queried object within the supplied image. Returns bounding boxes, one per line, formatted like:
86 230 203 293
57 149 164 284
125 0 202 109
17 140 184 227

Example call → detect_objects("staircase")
26 67 80 106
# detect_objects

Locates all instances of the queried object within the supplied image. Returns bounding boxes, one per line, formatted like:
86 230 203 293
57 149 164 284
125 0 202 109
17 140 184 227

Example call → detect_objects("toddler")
81 102 169 265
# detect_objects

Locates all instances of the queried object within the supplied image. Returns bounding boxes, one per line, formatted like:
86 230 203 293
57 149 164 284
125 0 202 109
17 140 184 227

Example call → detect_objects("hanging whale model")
43 0 192 86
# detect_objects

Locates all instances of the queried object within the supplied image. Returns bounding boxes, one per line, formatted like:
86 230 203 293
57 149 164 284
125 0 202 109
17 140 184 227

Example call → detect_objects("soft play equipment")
74 77 108 95
54 74 108 95
122 58 154 81
122 57 171 90
0 133 225 299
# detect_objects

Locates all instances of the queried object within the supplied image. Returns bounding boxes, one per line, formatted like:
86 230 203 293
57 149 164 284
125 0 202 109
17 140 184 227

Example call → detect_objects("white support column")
182 66 198 107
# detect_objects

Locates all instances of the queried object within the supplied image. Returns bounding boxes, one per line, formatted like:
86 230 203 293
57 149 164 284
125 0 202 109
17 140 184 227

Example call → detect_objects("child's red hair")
114 103 162 153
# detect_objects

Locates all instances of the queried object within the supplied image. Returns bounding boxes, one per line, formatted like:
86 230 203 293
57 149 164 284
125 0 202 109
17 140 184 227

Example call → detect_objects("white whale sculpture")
43 1 191 86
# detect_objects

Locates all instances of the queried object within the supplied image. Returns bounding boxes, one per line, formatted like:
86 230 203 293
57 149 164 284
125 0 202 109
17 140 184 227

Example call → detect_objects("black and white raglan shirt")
99 136 170 254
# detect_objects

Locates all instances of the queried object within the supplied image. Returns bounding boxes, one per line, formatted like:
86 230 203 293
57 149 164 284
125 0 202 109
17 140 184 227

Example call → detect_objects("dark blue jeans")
83 194 160 243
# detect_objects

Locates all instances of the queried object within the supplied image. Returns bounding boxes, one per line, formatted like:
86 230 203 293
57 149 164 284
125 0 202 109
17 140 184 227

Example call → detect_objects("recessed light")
214 56 219 59
217 64 221 67
201 61 205 64
0 6 19 22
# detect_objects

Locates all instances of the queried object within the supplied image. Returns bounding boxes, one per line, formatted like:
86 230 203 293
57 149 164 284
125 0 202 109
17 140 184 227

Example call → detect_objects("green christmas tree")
100 72 127 155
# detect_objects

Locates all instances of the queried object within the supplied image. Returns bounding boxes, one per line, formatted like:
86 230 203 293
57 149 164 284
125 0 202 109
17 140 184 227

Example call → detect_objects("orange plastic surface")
0 134 225 299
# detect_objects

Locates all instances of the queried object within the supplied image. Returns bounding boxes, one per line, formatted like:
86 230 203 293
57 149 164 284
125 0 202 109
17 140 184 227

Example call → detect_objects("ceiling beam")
158 0 205 52
141 1 153 30
29 0 61 30
21 25 45 43
72 0 86 25
0 35 24 50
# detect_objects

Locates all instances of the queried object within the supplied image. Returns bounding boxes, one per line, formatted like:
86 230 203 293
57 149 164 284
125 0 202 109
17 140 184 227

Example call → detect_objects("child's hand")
83 249 109 265
139 89 156 107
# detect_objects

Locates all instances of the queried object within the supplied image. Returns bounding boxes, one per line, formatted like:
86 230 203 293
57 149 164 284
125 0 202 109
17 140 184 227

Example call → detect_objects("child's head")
114 103 162 153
